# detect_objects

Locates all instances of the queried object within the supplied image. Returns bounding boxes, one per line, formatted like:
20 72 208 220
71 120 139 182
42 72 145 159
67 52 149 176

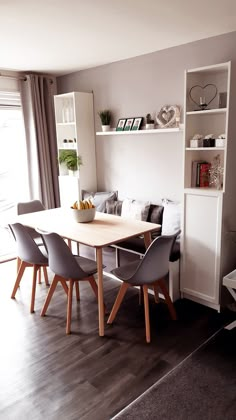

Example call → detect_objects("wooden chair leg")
153 285 159 303
41 275 59 316
38 267 42 284
107 282 129 324
11 261 26 298
75 281 80 301
66 280 74 334
43 266 49 286
88 276 98 299
139 286 143 305
30 265 38 313
60 278 69 295
158 279 177 320
16 257 21 275
143 285 151 343
87 276 107 314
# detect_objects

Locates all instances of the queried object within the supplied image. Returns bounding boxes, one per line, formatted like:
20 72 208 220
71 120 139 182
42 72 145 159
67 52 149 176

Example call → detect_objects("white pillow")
161 198 181 240
121 198 150 221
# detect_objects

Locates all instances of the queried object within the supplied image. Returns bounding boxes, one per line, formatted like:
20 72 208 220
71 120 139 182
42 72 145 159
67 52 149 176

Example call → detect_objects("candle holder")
189 84 217 111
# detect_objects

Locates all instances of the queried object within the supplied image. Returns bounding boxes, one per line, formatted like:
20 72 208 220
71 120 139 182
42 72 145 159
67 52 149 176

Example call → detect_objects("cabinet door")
181 192 223 306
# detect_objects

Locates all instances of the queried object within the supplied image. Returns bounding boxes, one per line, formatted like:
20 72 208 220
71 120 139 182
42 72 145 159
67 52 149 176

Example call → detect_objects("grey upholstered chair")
107 232 180 343
16 199 49 284
17 199 45 242
9 222 49 313
40 232 102 335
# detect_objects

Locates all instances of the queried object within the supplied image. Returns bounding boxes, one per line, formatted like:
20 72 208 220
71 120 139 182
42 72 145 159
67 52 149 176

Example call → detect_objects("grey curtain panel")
20 74 60 209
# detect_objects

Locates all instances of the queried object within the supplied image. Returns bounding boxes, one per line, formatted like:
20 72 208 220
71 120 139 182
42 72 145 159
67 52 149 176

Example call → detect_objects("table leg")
96 247 104 336
143 231 152 249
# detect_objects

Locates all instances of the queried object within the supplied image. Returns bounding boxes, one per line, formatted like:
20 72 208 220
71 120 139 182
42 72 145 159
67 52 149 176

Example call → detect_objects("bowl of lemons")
70 199 96 223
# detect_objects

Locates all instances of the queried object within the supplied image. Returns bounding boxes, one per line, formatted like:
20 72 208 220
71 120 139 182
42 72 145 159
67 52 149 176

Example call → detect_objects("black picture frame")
131 117 143 131
124 118 134 131
116 118 127 131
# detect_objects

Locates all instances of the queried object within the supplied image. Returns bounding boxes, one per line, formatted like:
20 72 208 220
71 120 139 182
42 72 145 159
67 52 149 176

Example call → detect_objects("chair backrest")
41 232 87 280
129 231 180 285
9 223 48 265
17 200 45 215
17 200 45 240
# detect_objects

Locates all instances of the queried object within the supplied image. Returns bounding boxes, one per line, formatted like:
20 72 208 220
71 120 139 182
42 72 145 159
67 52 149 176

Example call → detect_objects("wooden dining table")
16 208 161 336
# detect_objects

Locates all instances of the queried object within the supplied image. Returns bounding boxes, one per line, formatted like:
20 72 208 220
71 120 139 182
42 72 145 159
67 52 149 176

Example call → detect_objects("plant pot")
102 125 111 132
68 169 79 177
146 123 155 130
59 163 69 176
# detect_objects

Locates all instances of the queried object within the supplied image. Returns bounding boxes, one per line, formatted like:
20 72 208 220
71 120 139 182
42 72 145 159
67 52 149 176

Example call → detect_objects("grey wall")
57 31 236 203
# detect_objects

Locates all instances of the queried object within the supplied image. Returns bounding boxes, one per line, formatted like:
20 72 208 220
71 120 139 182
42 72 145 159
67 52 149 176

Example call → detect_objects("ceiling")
1 0 236 77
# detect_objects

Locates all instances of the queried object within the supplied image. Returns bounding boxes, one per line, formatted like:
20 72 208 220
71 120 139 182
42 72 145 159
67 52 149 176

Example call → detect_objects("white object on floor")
223 269 236 330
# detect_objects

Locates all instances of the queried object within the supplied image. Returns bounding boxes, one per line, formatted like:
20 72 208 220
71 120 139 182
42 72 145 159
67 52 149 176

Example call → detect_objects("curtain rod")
0 73 53 83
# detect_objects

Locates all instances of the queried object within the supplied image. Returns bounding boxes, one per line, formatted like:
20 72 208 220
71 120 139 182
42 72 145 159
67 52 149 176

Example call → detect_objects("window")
0 91 29 260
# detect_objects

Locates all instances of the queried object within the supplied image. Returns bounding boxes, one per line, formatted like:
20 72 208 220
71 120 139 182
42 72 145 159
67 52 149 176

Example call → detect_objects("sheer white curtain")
20 74 60 209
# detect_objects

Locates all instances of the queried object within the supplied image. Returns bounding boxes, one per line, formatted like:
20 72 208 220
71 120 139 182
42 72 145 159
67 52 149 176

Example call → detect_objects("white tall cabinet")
54 92 97 207
181 61 236 311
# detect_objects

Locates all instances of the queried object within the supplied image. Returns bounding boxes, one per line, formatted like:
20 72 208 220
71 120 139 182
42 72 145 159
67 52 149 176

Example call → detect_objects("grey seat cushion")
111 260 140 281
74 255 103 275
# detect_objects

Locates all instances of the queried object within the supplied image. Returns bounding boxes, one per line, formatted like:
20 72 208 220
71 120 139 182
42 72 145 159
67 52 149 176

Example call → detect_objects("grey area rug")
112 327 236 420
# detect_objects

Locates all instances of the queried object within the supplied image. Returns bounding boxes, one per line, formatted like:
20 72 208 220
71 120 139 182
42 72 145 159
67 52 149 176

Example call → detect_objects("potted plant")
146 113 155 130
58 150 82 176
98 109 112 132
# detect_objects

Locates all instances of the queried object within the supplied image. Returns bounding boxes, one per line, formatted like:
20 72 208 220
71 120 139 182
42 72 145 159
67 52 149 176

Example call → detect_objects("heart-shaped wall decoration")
189 84 217 110
156 105 181 128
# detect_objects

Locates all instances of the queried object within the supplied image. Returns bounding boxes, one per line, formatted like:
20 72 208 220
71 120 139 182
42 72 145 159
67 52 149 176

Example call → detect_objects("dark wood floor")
0 248 231 420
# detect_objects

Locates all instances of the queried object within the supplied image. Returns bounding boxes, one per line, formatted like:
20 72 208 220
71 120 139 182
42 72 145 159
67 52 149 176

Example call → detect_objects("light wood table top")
16 208 161 336
16 208 160 247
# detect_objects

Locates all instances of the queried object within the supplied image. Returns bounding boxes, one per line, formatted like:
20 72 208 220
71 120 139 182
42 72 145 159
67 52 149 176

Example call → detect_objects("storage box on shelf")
54 92 97 206
181 61 236 311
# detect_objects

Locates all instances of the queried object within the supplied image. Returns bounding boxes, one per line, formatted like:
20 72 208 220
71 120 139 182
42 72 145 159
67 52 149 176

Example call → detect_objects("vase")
69 169 79 177
102 125 111 132
146 124 155 130
59 163 68 176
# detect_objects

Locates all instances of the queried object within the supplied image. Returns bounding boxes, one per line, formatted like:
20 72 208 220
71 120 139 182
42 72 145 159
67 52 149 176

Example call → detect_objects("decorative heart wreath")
156 105 181 128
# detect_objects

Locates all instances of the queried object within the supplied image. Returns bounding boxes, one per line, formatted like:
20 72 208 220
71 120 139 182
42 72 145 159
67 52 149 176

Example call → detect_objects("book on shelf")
191 160 211 187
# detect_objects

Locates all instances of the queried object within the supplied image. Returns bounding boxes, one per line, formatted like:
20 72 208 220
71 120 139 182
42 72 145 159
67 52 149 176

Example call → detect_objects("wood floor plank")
0 253 231 420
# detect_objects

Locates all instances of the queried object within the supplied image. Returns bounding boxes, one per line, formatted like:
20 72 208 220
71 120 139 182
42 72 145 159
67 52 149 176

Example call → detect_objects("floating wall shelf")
96 127 183 136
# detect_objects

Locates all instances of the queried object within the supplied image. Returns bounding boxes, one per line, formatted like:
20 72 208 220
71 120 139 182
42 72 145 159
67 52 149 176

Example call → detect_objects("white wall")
57 31 236 204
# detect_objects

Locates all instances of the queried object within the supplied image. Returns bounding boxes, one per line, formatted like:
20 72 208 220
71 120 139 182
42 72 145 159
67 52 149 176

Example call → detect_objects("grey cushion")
147 204 164 225
81 190 118 212
105 199 123 216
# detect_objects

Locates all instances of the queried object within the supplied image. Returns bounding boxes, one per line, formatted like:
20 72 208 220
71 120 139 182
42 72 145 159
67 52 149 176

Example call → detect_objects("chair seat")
111 260 140 283
74 255 100 276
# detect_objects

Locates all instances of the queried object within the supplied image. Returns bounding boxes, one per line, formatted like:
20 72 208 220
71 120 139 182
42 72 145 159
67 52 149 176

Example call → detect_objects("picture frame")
131 117 143 131
124 118 134 131
116 118 126 131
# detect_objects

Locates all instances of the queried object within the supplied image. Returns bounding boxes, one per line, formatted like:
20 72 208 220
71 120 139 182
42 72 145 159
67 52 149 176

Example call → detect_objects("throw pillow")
121 198 150 221
105 199 123 216
161 198 181 240
148 204 164 225
81 190 118 212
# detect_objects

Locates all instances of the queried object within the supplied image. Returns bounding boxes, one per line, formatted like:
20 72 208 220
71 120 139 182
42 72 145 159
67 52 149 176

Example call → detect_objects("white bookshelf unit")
54 92 97 207
181 61 236 311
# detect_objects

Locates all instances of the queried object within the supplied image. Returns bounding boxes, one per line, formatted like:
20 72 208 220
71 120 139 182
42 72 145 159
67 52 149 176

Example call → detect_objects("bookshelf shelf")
185 147 225 151
186 108 227 115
